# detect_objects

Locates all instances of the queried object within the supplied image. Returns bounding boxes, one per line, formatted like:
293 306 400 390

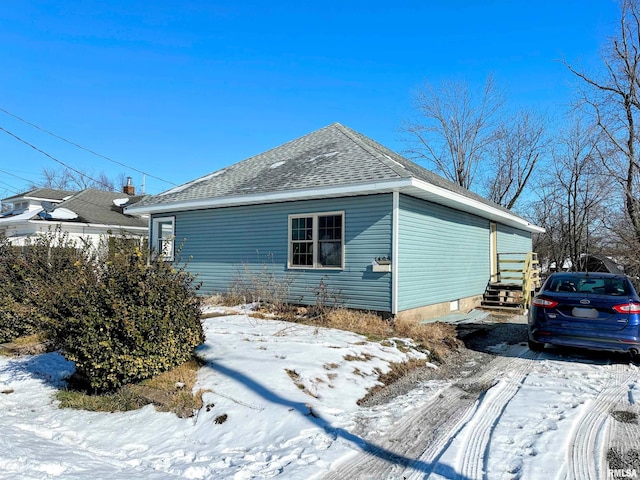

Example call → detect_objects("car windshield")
546 276 630 296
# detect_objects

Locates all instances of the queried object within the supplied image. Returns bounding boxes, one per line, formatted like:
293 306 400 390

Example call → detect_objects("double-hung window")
152 216 175 261
289 212 344 269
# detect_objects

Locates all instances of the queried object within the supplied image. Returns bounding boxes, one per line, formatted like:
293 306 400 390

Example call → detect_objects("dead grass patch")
200 311 230 320
202 293 228 307
344 353 374 362
285 368 317 398
1 334 51 356
393 318 461 360
357 358 428 405
303 309 459 362
320 309 393 339
56 357 207 418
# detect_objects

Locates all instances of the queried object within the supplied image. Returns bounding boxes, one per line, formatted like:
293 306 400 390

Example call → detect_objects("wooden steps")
481 252 541 310
481 283 524 309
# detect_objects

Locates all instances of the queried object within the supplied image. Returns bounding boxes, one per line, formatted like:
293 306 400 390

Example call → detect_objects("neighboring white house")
0 185 148 246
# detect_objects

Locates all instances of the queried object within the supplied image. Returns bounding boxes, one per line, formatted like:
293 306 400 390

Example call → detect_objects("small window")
289 212 344 269
152 216 175 261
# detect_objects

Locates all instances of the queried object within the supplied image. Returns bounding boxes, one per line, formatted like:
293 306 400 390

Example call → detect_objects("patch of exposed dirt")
359 313 528 408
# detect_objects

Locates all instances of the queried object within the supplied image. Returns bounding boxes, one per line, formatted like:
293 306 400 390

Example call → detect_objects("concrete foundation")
396 294 484 323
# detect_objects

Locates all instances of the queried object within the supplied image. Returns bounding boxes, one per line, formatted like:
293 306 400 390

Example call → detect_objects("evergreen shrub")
0 236 42 342
46 238 204 392
0 231 204 392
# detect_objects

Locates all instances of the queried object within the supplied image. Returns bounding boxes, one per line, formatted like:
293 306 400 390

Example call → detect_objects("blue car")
528 272 640 360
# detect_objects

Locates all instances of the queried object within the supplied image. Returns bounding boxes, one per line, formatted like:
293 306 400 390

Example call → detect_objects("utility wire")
0 126 115 190
0 168 33 184
0 106 177 186
0 178 21 195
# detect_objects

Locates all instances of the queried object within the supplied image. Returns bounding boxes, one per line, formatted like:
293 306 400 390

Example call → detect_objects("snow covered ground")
1 307 639 479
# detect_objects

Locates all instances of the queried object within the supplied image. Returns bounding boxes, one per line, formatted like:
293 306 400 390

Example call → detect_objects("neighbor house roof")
1 189 147 229
3 188 76 203
127 123 543 233
47 189 148 228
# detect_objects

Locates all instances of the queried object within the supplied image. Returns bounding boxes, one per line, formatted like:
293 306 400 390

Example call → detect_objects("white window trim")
288 211 345 270
152 216 175 261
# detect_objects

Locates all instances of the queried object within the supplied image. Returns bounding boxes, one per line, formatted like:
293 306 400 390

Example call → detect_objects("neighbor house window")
289 212 344 269
152 216 175 261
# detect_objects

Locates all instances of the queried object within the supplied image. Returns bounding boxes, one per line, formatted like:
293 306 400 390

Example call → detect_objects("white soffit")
126 178 544 234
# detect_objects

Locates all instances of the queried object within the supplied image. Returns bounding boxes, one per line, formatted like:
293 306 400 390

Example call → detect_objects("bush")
0 230 204 392
45 239 204 392
0 236 43 342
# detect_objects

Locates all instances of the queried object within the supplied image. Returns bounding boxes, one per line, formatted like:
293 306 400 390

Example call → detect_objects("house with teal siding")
126 123 543 320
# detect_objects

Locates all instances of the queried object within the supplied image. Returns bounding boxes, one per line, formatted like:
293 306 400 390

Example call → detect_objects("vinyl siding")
153 194 393 312
397 195 490 311
497 224 532 253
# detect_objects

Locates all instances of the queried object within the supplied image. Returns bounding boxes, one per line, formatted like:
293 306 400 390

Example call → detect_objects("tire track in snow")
322 383 479 480
324 345 535 480
400 386 485 480
453 349 536 480
564 361 637 480
402 346 537 480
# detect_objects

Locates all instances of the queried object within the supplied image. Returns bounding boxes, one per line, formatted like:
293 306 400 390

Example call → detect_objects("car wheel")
528 339 544 352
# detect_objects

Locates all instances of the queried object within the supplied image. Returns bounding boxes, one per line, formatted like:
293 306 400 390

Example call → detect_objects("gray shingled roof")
41 189 148 228
3 188 76 202
130 122 514 217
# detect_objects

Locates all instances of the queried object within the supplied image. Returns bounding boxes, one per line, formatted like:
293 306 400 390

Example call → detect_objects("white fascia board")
408 178 545 233
24 196 66 202
124 178 413 215
124 176 545 234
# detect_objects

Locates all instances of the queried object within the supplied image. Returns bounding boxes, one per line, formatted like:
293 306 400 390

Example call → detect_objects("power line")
0 106 177 186
0 178 21 195
0 126 115 190
0 168 33 184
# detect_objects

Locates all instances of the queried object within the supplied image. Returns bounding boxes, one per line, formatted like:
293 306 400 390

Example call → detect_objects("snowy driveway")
327 342 640 479
0 310 638 479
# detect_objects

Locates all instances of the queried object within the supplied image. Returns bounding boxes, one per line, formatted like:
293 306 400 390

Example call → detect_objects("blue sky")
0 1 621 197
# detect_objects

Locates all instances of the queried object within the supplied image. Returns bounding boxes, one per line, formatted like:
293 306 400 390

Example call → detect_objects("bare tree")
402 74 506 189
32 167 120 191
531 182 570 272
484 110 547 209
554 118 609 270
531 116 608 271
563 0 640 245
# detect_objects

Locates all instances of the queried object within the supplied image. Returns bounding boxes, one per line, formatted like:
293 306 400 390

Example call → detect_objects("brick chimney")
123 176 135 195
